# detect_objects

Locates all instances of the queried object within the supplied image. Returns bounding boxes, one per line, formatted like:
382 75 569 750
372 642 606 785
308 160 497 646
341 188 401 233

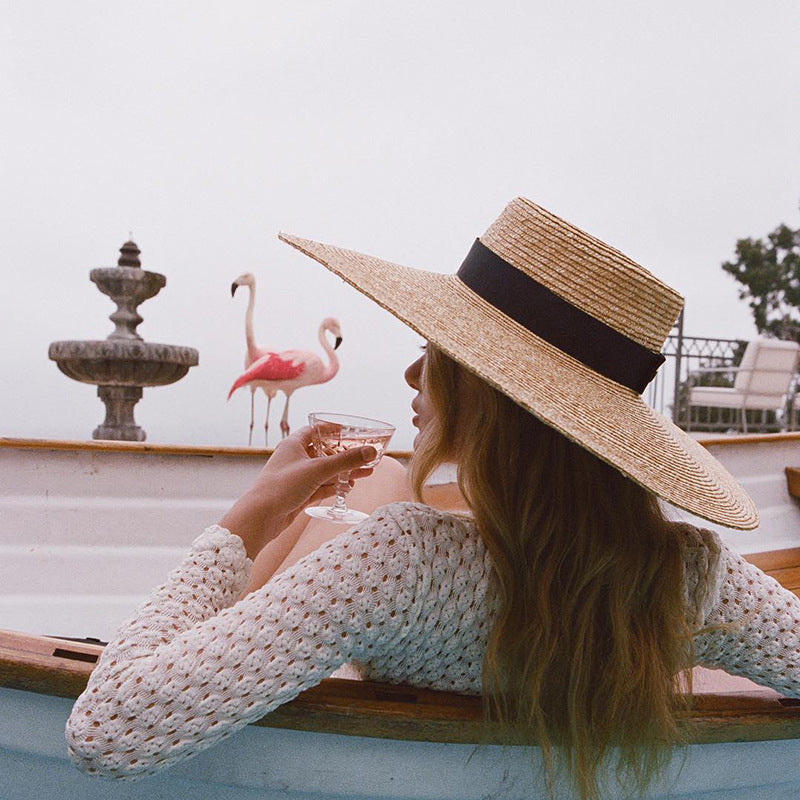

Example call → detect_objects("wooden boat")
2 434 800 799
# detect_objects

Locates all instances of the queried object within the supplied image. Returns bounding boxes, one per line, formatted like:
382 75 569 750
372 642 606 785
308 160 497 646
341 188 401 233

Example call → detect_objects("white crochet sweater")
65 502 800 780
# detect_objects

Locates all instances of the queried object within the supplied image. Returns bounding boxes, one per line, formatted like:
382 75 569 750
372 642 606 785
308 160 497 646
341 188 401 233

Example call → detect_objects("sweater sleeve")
65 507 422 780
693 545 800 697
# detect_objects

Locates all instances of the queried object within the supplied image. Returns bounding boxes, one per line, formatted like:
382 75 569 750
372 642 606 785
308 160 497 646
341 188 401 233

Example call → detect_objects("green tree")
722 212 800 341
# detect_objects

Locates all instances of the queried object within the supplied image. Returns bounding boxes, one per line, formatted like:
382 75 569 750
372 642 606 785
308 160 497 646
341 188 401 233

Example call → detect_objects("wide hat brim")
279 232 758 531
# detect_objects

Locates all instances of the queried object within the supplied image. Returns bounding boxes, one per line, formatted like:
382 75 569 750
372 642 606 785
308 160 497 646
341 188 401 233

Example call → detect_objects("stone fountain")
49 241 199 441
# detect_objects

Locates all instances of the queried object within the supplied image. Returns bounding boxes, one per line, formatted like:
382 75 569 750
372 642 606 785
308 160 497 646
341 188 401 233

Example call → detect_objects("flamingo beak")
334 336 342 350
231 282 239 297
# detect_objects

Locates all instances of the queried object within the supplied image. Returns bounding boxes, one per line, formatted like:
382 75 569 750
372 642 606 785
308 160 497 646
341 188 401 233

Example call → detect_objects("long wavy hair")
410 345 694 800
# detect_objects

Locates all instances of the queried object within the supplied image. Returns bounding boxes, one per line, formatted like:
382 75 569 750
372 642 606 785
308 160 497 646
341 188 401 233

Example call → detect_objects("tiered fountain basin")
48 241 198 441
49 339 198 387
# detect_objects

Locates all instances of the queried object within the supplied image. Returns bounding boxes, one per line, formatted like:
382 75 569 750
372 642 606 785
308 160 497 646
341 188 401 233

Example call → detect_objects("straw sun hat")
279 197 758 531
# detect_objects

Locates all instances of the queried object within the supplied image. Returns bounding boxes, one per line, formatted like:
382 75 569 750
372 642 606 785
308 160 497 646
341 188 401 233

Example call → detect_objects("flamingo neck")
244 284 259 360
318 325 340 381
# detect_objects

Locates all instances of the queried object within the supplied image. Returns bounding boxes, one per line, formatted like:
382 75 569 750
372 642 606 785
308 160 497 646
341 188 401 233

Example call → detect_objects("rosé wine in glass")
305 412 396 524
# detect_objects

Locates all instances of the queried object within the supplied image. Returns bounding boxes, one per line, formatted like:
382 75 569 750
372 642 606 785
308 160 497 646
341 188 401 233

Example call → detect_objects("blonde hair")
411 345 693 800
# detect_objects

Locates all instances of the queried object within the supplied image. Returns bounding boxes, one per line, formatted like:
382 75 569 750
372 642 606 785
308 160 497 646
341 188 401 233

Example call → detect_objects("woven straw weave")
481 198 683 352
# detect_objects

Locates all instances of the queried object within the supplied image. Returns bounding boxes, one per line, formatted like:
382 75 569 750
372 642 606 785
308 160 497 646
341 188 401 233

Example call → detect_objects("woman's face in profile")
405 345 434 450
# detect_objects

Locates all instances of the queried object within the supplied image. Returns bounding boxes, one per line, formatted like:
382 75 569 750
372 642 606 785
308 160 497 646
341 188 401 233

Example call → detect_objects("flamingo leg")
280 392 292 438
264 392 273 447
248 387 256 447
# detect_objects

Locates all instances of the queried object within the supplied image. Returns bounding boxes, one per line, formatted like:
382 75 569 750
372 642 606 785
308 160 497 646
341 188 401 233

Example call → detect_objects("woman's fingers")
305 443 378 483
221 426 382 559
291 428 377 476
261 426 378 516
314 467 374 490
294 426 318 455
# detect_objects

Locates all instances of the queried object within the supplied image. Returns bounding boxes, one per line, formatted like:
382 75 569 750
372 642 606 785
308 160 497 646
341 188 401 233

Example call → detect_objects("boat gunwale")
695 431 800 448
3 629 800 746
0 436 414 460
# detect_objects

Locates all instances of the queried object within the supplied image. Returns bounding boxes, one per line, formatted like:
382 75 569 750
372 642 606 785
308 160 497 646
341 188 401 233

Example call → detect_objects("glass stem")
330 471 352 515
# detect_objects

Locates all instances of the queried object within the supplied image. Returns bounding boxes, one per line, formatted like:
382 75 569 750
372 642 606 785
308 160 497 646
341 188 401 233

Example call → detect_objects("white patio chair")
687 338 800 433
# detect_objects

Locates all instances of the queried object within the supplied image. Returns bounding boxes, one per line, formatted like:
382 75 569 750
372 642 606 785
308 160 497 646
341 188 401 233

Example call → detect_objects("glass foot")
304 505 369 524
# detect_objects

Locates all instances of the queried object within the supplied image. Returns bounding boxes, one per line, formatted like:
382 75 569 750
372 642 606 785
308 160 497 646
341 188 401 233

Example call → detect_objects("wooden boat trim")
0 436 275 458
0 436 415 461
785 467 800 499
3 629 800 746
746 547 800 573
698 432 800 448
5 431 800 455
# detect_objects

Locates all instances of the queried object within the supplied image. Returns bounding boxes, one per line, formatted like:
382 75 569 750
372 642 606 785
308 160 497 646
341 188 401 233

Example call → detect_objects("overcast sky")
2 1 799 451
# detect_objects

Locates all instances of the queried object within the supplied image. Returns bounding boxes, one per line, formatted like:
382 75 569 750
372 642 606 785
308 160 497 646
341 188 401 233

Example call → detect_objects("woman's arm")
694 547 800 696
241 512 313 597
65 428 404 778
65 506 422 780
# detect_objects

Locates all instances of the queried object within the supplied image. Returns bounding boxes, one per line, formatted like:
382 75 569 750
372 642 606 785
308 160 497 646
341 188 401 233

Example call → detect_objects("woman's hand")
219 426 377 560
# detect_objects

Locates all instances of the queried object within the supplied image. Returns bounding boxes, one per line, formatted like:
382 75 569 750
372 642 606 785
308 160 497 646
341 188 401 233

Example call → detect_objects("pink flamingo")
231 272 271 364
231 273 272 444
227 317 342 446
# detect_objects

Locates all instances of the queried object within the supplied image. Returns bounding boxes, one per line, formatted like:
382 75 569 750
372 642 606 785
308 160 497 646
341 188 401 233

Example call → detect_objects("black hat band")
456 239 665 394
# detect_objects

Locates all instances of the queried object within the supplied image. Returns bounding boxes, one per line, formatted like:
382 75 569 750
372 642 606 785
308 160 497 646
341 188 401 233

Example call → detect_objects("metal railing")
643 311 789 432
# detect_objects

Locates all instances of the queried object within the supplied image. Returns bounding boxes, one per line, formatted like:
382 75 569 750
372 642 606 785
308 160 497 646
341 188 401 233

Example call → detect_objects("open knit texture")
66 502 800 780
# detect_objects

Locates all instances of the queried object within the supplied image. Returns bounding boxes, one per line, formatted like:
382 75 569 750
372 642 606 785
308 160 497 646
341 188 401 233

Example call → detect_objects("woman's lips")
411 399 420 428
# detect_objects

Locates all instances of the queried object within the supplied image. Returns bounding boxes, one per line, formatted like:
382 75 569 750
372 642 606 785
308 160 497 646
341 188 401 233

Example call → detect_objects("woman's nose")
405 355 423 390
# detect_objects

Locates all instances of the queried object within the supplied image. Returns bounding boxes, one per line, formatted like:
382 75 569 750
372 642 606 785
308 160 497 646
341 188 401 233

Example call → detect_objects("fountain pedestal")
48 241 199 441
96 386 145 441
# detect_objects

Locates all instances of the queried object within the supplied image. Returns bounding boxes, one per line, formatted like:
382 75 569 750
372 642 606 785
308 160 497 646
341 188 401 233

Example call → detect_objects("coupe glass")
305 412 396 524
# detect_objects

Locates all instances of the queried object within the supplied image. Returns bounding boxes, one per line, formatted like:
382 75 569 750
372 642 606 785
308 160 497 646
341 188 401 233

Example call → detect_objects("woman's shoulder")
671 521 727 579
672 521 724 557
670 521 727 626
352 502 482 562
368 501 477 537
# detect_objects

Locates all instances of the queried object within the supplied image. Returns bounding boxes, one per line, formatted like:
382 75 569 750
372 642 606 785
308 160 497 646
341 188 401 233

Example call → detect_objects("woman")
66 198 800 799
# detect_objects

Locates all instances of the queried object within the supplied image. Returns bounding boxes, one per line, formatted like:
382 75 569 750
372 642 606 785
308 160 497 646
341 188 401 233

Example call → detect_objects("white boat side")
3 435 800 799
4 628 800 800
5 686 800 800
